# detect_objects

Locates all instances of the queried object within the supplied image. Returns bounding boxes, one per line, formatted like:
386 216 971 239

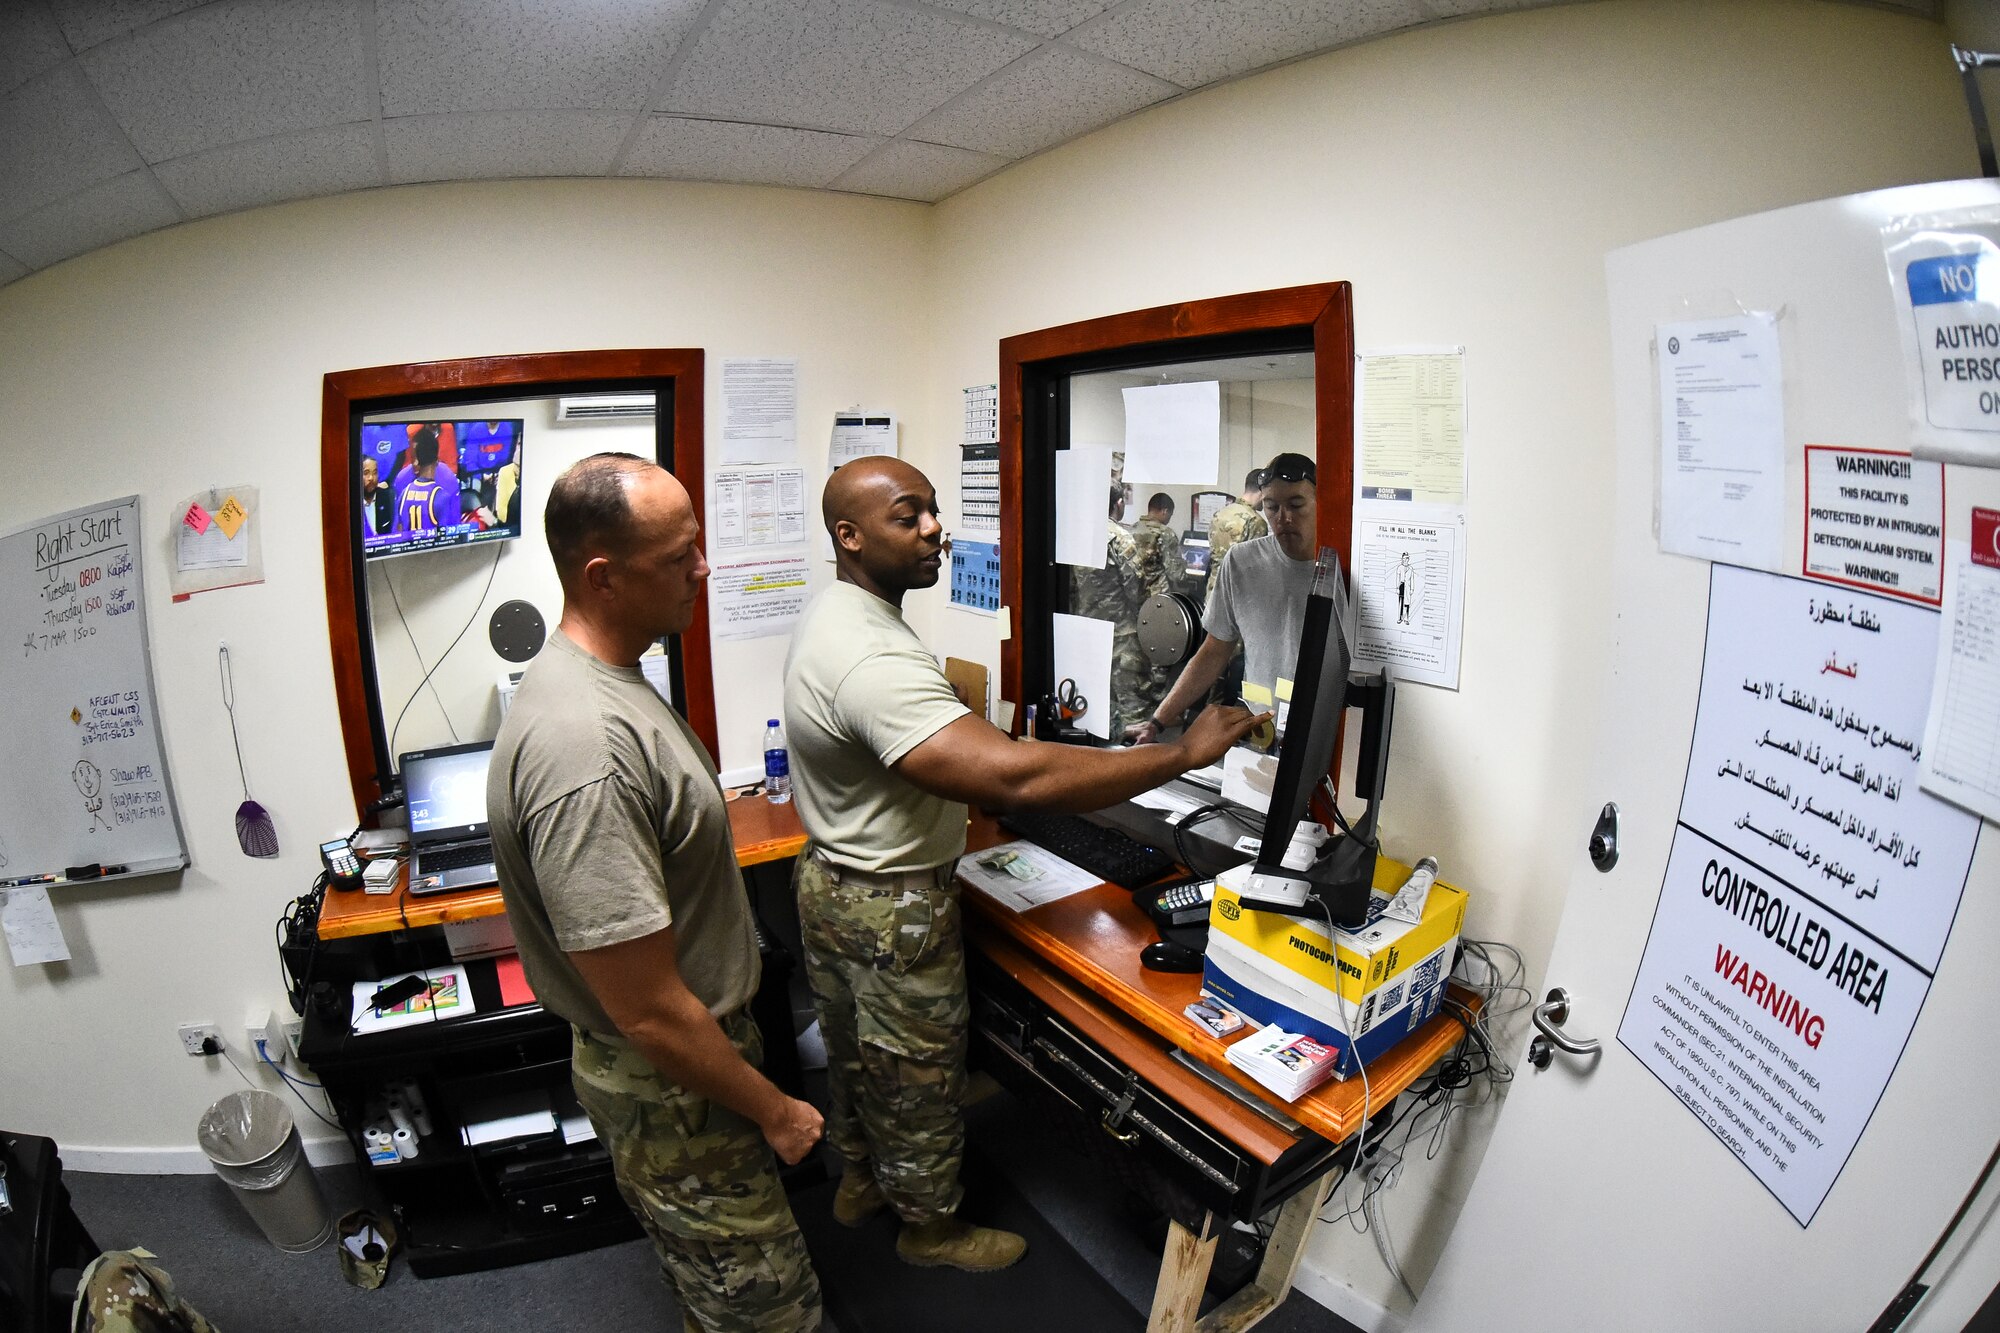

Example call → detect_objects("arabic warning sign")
1618 565 1976 1225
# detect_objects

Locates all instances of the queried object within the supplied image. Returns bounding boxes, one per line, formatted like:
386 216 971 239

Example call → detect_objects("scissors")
1055 678 1088 721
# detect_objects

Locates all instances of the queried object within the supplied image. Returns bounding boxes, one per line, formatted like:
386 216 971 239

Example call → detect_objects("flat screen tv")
359 419 524 560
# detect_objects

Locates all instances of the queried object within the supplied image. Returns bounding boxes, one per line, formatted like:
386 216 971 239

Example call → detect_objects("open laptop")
399 741 498 896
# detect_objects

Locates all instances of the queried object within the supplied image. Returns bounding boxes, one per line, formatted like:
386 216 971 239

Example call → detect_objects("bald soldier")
488 453 823 1333
784 457 1267 1271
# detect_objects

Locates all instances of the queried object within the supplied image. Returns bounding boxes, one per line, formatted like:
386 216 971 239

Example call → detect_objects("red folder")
495 954 536 1008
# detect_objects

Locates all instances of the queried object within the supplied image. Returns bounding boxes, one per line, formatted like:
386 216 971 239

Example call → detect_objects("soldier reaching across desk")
783 456 1266 1273
488 453 823 1333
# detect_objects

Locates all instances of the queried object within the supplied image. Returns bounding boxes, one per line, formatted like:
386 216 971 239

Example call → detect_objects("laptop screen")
402 744 494 841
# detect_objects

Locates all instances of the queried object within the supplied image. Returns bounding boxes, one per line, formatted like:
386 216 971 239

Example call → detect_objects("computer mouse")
1141 940 1206 973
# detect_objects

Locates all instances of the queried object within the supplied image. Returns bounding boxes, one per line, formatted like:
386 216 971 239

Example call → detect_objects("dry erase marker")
1 875 56 887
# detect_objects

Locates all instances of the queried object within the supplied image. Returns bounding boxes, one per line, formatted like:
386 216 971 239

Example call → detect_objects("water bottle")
763 719 792 803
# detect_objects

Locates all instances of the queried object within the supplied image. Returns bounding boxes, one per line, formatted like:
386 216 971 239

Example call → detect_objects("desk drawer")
969 959 1332 1224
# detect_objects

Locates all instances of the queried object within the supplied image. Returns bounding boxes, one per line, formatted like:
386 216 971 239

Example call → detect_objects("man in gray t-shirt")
486 453 822 1333
1127 452 1323 744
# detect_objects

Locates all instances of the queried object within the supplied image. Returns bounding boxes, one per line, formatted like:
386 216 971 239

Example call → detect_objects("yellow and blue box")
1201 857 1467 1077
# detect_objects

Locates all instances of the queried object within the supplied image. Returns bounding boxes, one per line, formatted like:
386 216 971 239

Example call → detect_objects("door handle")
1527 987 1602 1070
1589 802 1619 872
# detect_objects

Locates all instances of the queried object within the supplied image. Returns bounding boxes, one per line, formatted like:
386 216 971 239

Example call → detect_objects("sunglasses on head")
1264 457 1315 484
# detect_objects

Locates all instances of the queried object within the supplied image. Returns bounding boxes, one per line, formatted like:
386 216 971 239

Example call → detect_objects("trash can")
196 1090 333 1252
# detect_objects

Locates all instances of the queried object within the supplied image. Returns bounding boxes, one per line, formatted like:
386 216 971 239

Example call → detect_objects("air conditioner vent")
556 394 656 423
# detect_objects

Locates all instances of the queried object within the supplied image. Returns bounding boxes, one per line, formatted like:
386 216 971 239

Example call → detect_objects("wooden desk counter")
960 813 1476 1148
317 793 808 940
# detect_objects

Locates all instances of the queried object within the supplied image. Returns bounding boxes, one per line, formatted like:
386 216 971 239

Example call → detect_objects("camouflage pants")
571 1013 822 1333
74 1250 217 1333
795 851 967 1224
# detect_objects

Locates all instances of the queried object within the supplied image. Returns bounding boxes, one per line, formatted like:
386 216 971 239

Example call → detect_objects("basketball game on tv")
358 419 524 560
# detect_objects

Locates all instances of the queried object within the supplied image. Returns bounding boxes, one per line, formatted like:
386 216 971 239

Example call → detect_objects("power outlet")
178 1022 223 1056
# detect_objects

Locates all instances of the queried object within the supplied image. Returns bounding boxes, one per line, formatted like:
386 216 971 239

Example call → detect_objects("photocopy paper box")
1201 858 1467 1077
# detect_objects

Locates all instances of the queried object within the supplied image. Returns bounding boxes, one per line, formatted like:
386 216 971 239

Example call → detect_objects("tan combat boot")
832 1168 889 1227
895 1216 1028 1271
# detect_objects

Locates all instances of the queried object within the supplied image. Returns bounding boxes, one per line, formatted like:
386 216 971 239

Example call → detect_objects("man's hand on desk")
761 1096 825 1165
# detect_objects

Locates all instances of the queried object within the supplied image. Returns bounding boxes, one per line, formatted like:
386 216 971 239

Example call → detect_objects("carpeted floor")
62 1087 1362 1332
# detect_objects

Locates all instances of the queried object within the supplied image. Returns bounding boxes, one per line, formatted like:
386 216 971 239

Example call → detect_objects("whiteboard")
0 496 188 883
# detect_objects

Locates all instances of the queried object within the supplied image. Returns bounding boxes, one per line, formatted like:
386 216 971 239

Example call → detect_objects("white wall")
0 179 930 1162
911 0 1973 1321
0 0 1978 1317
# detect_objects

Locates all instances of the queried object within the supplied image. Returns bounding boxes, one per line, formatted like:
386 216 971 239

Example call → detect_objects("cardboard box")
1201 857 1466 1077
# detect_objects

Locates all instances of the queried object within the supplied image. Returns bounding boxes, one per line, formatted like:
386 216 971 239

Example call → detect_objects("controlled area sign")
1617 565 1976 1225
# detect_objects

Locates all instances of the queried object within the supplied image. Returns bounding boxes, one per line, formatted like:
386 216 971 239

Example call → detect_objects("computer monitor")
1237 548 1391 927
360 419 525 561
399 741 495 846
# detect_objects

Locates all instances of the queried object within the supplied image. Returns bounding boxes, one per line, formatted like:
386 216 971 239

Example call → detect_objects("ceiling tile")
665 0 1039 137
377 0 708 117
1415 0 1549 14
0 168 180 269
45 0 211 52
82 0 370 161
0 5 72 97
620 117 880 188
917 43 1171 158
0 65 144 223
1068 0 1432 88
155 123 380 218
384 110 630 184
831 138 1007 201
914 0 1115 38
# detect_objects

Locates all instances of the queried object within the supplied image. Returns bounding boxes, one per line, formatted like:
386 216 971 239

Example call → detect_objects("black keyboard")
997 812 1175 889
420 842 494 872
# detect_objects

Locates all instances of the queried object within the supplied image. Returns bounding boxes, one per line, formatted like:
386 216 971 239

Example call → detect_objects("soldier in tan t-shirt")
784 457 1266 1274
487 454 822 1333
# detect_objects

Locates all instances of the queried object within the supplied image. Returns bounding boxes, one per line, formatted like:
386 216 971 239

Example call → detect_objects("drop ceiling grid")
0 0 1951 284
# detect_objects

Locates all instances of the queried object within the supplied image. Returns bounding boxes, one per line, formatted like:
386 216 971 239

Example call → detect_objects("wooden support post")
1148 1213 1221 1333
1195 1170 1342 1333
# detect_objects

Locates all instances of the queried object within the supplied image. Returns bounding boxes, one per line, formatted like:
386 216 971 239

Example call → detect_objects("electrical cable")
217 1045 259 1092
1366 1180 1418 1302
1172 802 1233 877
379 562 459 747
383 545 502 760
255 1041 345 1132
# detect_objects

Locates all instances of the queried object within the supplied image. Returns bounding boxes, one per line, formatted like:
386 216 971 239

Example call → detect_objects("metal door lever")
1527 987 1601 1070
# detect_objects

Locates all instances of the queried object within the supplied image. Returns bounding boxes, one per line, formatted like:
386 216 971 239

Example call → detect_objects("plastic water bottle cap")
768 719 780 727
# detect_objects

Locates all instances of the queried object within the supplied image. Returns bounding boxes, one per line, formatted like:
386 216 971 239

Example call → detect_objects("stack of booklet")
1226 1024 1345 1101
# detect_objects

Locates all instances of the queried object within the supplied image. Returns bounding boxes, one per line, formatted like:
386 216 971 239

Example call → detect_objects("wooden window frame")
320 349 712 817
995 284 1356 729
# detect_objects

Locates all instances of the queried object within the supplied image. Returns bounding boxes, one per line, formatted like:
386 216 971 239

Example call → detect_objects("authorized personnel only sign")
1802 446 1943 605
1618 566 1977 1225
1884 206 2000 465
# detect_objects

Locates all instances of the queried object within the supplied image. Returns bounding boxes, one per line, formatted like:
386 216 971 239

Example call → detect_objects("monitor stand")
1235 845 1372 926
1235 811 1377 928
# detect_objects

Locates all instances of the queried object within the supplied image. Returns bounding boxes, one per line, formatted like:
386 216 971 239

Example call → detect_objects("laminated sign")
1617 566 1977 1225
1883 204 2000 466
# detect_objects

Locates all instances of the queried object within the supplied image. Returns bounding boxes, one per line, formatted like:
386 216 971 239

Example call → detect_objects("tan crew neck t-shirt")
784 581 970 874
487 630 758 1035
